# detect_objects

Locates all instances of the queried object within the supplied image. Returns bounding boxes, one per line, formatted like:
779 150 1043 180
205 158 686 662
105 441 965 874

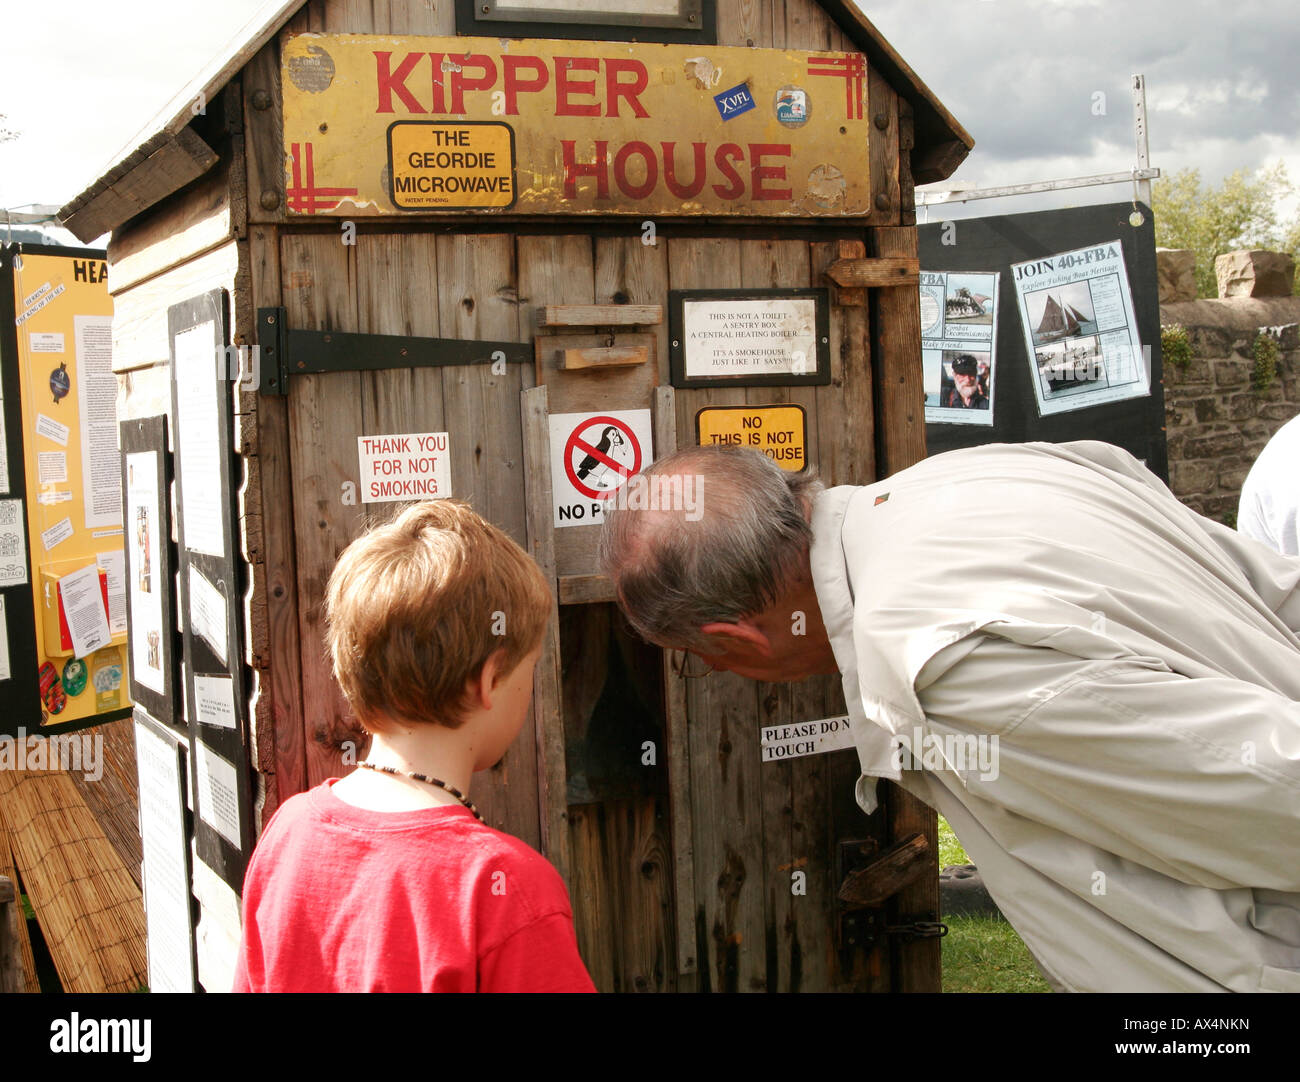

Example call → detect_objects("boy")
232 500 595 992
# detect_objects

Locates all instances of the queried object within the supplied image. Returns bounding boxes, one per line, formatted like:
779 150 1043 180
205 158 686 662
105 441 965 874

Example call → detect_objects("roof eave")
56 0 305 241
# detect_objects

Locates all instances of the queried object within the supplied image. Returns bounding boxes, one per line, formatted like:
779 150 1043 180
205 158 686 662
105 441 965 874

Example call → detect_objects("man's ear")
698 620 773 657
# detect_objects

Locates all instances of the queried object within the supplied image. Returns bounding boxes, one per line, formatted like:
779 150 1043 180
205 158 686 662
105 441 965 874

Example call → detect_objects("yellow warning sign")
696 404 806 471
388 122 516 209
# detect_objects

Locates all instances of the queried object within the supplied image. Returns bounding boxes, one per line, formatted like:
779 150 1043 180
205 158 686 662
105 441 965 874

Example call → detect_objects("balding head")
597 445 823 650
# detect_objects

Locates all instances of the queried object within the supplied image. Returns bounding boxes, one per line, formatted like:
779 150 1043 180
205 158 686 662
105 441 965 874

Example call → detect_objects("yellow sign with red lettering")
281 33 873 217
696 404 807 471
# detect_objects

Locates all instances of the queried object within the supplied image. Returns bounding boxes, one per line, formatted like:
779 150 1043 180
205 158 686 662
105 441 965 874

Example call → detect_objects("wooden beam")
248 225 305 823
652 384 699 980
825 257 919 289
912 140 974 187
838 832 931 909
521 386 572 885
899 98 917 227
867 225 940 991
108 155 237 294
557 574 617 605
561 346 649 371
541 304 663 327
60 129 219 243
870 229 928 476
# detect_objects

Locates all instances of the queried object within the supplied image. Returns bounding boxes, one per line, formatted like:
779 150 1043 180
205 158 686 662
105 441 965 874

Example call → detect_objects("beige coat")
808 440 1300 992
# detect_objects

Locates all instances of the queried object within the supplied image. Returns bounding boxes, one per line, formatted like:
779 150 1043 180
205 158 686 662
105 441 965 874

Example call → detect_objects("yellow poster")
10 249 130 727
282 33 873 218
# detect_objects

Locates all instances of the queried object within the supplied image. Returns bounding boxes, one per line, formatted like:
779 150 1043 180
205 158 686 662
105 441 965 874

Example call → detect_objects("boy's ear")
470 648 507 711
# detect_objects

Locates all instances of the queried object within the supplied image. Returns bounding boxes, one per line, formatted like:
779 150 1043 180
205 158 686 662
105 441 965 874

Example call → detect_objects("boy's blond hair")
325 500 551 731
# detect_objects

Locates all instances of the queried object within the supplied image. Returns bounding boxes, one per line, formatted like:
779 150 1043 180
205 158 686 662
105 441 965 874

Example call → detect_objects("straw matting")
0 767 146 992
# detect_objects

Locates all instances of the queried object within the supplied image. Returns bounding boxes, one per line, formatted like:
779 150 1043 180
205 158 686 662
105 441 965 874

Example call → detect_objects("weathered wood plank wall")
227 0 938 993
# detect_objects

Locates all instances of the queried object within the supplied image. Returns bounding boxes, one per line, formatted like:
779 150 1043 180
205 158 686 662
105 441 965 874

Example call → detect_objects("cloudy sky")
1 0 1297 232
866 0 1300 220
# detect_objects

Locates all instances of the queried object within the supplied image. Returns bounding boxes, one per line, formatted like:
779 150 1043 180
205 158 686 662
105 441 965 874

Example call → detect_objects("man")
1239 412 1300 556
943 353 988 409
598 441 1300 993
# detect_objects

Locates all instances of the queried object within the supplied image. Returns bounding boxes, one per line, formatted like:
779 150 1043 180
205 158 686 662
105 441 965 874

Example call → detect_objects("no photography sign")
548 410 653 529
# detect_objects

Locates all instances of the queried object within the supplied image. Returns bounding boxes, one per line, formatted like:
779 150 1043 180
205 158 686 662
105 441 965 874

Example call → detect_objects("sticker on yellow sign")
388 122 516 209
282 33 873 218
696 404 806 471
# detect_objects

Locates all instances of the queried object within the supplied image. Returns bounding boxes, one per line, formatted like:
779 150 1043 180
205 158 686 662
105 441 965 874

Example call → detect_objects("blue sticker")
714 83 756 120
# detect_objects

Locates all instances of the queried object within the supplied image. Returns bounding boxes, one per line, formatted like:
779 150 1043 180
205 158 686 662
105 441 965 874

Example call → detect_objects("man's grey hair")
597 445 824 650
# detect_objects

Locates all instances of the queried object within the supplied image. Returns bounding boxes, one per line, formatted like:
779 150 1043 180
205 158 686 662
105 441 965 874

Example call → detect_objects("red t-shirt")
231 778 596 992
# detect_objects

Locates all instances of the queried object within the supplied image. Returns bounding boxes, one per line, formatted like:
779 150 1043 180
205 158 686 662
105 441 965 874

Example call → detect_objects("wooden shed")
60 0 972 993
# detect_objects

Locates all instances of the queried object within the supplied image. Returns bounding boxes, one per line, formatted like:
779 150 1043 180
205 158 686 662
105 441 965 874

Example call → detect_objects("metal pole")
1132 74 1152 207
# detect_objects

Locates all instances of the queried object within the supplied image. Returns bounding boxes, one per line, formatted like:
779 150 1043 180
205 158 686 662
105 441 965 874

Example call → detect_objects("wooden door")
275 230 541 845
266 226 897 991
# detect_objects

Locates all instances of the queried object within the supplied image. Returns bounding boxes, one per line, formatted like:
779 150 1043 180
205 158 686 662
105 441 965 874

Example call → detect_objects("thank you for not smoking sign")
549 410 653 528
357 432 451 502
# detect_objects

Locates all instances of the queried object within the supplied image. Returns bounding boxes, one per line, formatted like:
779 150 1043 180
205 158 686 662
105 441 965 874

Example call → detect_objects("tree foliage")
1151 164 1297 298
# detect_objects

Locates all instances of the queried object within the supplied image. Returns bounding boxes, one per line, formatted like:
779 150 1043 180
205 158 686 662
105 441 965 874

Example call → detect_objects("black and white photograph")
1024 283 1098 345
1035 334 1107 397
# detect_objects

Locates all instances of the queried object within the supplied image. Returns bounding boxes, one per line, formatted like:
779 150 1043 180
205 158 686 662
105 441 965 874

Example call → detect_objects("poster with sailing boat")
920 270 999 426
1011 239 1149 416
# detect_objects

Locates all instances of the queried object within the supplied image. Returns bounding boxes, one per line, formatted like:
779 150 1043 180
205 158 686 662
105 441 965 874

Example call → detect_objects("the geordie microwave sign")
281 33 873 217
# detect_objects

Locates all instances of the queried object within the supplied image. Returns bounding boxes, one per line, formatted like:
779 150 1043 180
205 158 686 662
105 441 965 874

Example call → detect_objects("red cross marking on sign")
563 415 642 501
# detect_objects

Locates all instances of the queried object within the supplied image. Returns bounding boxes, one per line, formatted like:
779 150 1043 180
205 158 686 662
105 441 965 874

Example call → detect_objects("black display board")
918 201 1168 483
132 706 199 993
119 414 182 735
168 290 254 892
0 245 39 735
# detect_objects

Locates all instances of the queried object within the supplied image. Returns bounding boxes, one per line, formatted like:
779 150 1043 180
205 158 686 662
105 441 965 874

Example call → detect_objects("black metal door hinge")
256 306 532 395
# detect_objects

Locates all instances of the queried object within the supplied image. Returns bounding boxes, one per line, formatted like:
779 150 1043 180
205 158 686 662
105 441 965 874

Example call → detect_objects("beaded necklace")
355 760 483 822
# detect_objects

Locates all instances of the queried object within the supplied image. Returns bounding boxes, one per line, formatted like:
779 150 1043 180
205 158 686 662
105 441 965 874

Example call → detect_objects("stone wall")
1159 249 1300 524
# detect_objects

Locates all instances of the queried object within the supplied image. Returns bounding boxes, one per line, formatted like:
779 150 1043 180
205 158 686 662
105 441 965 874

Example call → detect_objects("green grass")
936 816 1051 993
942 915 1052 993
937 815 969 869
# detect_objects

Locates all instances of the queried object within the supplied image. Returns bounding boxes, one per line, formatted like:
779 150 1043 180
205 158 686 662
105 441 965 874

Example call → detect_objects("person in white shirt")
1239 412 1300 556
599 440 1300 992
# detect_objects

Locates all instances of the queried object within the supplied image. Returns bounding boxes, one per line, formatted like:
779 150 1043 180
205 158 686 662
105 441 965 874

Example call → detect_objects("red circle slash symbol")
564 415 642 501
